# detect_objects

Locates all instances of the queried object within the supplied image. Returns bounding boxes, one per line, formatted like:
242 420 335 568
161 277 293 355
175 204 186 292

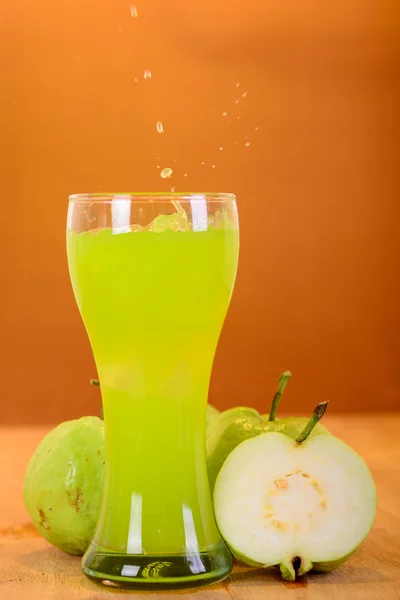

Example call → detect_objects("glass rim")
69 192 236 203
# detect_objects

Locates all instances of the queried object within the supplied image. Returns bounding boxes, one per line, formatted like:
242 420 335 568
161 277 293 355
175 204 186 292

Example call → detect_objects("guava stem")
90 379 103 420
295 401 328 443
268 371 292 421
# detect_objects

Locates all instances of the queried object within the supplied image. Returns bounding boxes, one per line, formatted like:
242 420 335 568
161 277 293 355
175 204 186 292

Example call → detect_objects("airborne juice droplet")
160 168 173 179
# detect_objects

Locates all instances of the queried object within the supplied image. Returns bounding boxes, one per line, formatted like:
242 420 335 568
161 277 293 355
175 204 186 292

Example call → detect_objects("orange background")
1 0 399 424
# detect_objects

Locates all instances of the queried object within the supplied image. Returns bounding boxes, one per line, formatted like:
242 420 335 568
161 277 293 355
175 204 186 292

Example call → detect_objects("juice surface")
67 226 239 555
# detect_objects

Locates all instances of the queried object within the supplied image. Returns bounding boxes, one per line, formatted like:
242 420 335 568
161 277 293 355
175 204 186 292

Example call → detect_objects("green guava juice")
67 224 238 558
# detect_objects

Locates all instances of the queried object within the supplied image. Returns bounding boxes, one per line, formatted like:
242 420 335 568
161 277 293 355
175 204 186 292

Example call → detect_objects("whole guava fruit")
23 416 105 555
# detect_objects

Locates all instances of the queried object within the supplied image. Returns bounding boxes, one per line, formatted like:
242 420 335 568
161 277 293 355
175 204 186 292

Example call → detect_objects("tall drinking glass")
66 193 239 589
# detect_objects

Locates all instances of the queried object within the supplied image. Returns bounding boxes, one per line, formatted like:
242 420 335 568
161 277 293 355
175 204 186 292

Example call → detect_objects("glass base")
81 541 233 590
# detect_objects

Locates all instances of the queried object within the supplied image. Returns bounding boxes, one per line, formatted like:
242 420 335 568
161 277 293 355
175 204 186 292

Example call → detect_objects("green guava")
23 416 105 555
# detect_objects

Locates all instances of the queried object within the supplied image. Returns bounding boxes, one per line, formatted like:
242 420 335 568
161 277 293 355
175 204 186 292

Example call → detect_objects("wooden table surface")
1 415 400 600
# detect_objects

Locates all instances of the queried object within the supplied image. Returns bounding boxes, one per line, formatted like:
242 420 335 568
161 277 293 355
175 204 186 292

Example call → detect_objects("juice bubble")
156 121 164 133
144 70 152 80
160 168 173 179
130 5 138 17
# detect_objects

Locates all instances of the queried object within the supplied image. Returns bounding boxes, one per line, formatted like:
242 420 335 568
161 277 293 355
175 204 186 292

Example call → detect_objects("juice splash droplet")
201 162 205 166
160 168 173 179
222 112 228 117
242 92 248 98
156 165 161 169
144 70 152 80
212 165 216 169
130 5 138 17
156 121 164 133
245 142 251 147
219 147 223 151
255 126 260 131
171 187 176 192
234 99 240 104
183 174 188 178
236 82 240 88
237 116 241 120
133 77 138 83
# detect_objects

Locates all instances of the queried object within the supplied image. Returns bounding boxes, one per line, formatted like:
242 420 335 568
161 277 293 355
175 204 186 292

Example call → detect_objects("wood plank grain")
1 416 399 599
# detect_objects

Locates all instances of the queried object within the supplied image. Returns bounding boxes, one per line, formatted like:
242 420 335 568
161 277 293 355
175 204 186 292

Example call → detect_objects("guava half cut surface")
214 432 377 580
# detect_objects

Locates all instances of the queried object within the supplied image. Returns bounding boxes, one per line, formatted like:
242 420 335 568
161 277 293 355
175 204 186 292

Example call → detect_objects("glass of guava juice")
66 193 239 589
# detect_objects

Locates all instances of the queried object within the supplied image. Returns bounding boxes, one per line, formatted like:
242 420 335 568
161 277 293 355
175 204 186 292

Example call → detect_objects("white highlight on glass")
190 196 208 232
111 195 131 234
127 492 143 554
121 565 141 577
182 505 206 573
